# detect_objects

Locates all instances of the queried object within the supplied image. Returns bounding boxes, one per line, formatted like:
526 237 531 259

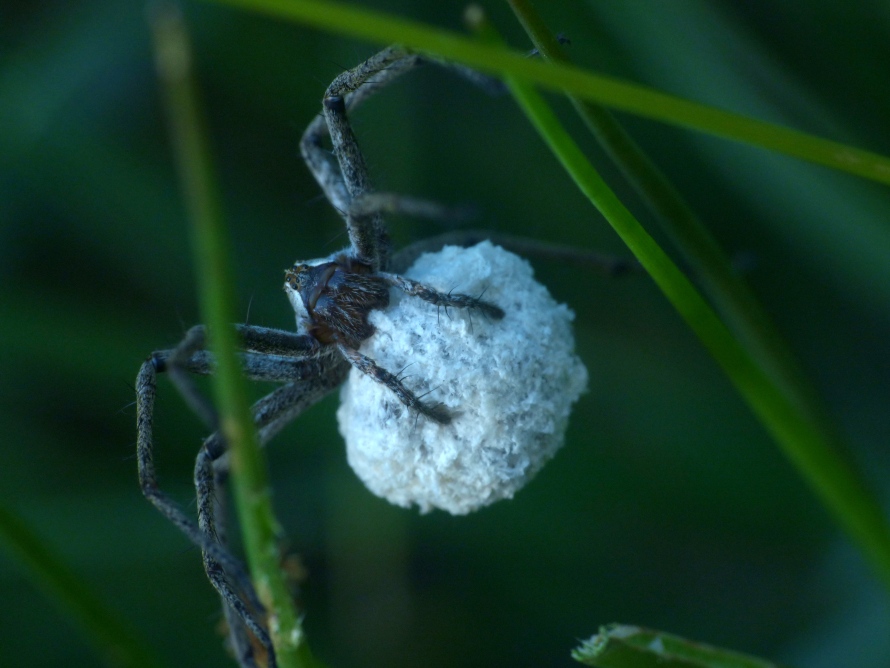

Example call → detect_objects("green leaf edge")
573 624 788 668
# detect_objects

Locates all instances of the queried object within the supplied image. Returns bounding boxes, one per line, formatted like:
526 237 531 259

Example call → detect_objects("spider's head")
285 252 391 346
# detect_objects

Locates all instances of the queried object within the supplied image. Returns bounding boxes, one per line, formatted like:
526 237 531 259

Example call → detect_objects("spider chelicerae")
136 44 624 667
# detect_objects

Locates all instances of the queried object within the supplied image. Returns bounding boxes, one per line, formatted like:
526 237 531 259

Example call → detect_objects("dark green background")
2 1 889 666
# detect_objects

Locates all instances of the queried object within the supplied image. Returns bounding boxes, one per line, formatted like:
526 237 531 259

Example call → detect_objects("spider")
134 46 526 668
136 45 626 667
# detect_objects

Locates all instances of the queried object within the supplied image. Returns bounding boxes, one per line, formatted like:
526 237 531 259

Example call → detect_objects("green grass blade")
501 2 865 564
0 503 166 668
149 7 316 667
573 625 789 668
464 12 890 593
203 0 890 185
505 0 839 482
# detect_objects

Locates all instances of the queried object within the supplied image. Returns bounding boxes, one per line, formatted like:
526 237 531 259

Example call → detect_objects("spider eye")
284 264 309 291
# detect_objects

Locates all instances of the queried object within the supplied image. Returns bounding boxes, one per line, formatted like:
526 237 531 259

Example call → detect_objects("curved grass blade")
464 11 890 593
506 0 832 431
204 0 890 186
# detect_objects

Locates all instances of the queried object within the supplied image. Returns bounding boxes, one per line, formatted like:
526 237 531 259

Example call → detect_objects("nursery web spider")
135 46 515 667
136 43 633 667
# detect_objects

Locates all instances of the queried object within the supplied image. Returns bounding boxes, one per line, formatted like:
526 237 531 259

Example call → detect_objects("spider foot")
416 399 453 425
469 288 505 321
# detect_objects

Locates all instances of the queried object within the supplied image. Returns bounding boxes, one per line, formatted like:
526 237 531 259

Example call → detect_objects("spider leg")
301 47 419 209
152 324 320 366
378 272 506 320
301 46 503 271
212 478 261 668
149 324 323 418
390 229 642 276
136 360 254 587
163 325 219 428
221 592 260 668
136 361 270 640
194 368 348 665
337 343 452 424
348 192 478 227
155 348 326 383
194 445 277 667
199 357 349 457
154 325 318 427
303 47 636 279
136 325 340 667
301 47 422 267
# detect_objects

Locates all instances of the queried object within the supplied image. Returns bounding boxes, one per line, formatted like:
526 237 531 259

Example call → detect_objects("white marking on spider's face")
283 250 350 332
284 280 310 330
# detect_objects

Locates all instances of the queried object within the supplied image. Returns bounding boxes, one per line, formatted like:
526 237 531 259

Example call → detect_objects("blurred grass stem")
149 5 314 666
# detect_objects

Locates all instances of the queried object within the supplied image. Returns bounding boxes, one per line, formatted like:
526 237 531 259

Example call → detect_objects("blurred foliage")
1 1 889 667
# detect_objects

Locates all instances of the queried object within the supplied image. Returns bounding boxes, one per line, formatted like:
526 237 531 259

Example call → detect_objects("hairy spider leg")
136 360 276 665
380 272 506 320
212 478 258 668
136 324 345 666
296 47 510 422
300 47 424 270
193 369 346 666
300 46 505 273
391 230 643 275
141 46 515 668
337 344 453 424
347 192 479 228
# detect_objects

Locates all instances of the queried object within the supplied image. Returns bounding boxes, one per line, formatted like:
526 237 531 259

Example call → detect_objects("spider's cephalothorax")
284 253 389 348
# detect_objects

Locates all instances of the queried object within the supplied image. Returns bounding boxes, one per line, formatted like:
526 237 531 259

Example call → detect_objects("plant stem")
149 6 314 666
